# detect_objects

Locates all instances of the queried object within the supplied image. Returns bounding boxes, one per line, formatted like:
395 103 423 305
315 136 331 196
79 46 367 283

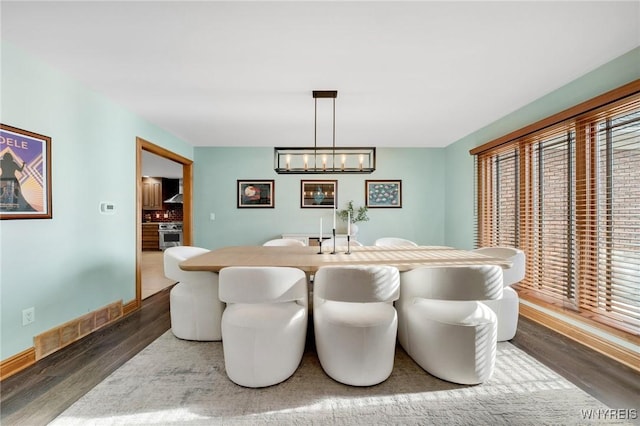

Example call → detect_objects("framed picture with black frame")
365 180 402 208
301 180 337 208
237 180 275 208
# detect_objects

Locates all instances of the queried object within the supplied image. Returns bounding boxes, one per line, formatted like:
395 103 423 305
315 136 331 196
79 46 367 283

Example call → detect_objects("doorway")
136 137 193 307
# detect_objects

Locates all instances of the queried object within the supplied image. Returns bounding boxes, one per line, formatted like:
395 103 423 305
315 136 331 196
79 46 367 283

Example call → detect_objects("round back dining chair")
374 237 418 247
218 266 308 388
472 246 526 341
164 246 225 341
313 265 400 386
473 247 525 286
397 265 503 385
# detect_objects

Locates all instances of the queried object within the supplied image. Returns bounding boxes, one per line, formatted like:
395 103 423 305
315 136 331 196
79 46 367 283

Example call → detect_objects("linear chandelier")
274 90 376 174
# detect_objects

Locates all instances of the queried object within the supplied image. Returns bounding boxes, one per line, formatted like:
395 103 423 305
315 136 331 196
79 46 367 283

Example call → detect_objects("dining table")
179 244 513 273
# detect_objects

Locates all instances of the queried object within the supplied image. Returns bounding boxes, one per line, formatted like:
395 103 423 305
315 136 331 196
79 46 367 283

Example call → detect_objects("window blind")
589 107 640 330
520 128 578 307
476 145 519 248
473 84 640 336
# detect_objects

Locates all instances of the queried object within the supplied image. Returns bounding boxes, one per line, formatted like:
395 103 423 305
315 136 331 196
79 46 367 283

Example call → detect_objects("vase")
313 187 325 204
350 223 359 237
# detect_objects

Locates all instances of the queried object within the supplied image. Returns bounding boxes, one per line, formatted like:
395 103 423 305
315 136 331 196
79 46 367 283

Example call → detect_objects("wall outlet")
22 307 35 326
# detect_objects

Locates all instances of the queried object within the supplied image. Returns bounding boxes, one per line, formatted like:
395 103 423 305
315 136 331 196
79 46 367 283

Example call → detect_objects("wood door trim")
136 137 193 307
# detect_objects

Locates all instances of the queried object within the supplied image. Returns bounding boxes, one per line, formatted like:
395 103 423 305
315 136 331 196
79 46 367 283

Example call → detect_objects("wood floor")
141 250 175 299
1 290 638 425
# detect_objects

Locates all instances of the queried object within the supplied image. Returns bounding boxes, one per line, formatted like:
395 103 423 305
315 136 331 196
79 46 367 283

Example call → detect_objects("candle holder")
317 236 324 255
331 228 337 254
345 235 352 255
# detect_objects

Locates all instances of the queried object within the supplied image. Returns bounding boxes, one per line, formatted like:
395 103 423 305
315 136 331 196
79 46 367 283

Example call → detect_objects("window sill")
517 295 640 373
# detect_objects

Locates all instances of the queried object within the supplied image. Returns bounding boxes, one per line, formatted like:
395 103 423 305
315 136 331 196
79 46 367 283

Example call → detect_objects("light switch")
210 213 215 221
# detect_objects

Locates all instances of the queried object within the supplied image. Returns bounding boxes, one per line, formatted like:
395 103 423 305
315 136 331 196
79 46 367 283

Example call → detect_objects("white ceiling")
1 1 639 148
142 150 183 178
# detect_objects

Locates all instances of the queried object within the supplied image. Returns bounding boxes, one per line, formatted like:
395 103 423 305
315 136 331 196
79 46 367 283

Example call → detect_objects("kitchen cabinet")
142 177 162 210
142 223 160 251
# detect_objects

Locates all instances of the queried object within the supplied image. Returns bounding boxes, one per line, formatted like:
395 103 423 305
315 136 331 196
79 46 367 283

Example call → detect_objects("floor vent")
34 301 123 360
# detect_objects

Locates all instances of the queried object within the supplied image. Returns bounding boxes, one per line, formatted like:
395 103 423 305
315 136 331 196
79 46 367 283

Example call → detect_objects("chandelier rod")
314 96 318 169
332 96 336 170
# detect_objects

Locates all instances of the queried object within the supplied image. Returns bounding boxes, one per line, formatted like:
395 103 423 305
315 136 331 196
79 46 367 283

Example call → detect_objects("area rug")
50 331 623 425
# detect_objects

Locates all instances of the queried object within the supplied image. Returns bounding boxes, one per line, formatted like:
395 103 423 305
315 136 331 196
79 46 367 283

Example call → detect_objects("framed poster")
237 180 274 208
366 180 402 208
0 124 52 219
301 180 337 208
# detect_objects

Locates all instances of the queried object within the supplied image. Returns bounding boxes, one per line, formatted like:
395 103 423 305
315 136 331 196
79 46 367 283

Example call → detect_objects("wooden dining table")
179 244 513 273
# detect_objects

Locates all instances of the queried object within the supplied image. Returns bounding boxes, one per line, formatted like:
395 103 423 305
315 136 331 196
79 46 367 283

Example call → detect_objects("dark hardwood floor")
2 287 638 425
1 287 171 426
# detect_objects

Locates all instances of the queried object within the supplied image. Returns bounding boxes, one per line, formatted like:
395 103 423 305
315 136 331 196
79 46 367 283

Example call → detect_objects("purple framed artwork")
1 124 52 219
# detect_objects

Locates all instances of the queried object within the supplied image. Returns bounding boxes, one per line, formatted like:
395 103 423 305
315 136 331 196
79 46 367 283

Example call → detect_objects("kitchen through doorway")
137 138 193 304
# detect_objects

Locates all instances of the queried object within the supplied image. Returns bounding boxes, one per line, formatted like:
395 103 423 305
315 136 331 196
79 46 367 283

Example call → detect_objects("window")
476 146 519 248
472 82 640 336
591 110 640 330
527 128 578 307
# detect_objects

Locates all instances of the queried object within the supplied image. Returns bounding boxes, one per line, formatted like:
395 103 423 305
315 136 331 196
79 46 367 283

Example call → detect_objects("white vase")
350 223 359 237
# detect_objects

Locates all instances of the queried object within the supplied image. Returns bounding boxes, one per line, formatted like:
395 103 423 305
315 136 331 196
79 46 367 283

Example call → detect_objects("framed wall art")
301 180 337 208
237 180 274 208
0 124 52 219
366 180 402 208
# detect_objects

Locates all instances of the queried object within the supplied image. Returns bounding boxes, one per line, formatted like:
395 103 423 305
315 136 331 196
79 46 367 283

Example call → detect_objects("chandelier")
274 90 376 174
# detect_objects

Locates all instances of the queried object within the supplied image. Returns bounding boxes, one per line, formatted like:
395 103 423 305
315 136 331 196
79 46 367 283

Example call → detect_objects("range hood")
164 179 183 203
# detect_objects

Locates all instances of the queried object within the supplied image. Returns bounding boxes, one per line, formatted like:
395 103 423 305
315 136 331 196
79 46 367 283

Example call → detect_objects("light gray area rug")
51 331 622 425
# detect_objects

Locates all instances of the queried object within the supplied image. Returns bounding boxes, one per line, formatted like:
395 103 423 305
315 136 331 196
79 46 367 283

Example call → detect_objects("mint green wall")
193 147 446 249
444 47 640 250
3 40 637 362
0 42 193 359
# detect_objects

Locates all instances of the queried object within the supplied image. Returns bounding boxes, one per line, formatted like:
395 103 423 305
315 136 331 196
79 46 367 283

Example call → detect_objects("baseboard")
0 300 132 381
34 301 124 360
0 347 36 381
123 299 139 316
520 303 640 373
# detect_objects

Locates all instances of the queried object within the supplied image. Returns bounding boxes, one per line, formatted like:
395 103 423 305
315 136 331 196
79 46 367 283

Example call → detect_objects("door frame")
134 137 193 308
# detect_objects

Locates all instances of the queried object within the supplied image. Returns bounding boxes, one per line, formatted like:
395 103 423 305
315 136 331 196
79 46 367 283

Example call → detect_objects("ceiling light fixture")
274 90 376 174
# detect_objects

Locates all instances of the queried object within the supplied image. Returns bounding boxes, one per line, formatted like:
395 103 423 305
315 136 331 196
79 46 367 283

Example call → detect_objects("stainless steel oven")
159 222 183 250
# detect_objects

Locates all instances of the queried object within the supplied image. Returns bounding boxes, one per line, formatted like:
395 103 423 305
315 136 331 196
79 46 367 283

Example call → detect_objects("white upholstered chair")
263 238 306 247
313 265 400 386
374 237 418 247
472 247 526 341
218 266 308 388
164 246 224 341
397 265 503 385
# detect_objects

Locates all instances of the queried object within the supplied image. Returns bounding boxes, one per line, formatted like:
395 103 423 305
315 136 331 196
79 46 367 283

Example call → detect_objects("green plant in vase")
337 200 369 236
